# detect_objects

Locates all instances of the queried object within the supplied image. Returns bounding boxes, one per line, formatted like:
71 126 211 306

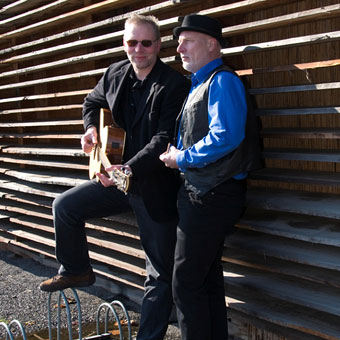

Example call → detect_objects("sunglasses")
126 39 157 47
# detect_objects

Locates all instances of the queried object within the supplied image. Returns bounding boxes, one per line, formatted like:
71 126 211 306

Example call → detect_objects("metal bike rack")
0 319 27 340
46 289 132 340
0 289 132 340
96 300 132 340
47 288 82 340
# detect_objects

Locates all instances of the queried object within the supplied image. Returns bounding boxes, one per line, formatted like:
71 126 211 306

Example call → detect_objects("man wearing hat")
160 14 261 340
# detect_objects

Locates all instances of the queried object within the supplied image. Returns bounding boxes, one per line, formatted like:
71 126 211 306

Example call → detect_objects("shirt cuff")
176 150 187 170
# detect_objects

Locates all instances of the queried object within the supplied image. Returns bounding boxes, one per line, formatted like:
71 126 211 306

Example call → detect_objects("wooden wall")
1 0 340 339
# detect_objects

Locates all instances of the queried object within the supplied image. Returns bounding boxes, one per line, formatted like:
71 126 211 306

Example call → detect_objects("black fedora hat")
173 14 224 45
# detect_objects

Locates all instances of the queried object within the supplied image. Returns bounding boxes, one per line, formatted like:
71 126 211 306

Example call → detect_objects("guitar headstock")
111 168 132 194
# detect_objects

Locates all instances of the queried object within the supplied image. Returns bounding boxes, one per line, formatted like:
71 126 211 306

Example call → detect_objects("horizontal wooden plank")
1 53 173 90
0 232 57 265
240 206 340 247
87 233 144 260
0 237 143 295
0 0 135 40
225 263 340 317
0 178 66 198
5 1 326 67
249 82 340 95
93 264 144 293
227 230 340 271
0 168 87 187
1 239 144 295
0 155 88 170
0 120 83 128
256 107 340 116
0 33 173 77
224 245 340 289
0 209 16 220
0 105 82 114
237 59 340 76
0 0 80 29
2 33 339 88
0 132 82 139
89 249 145 278
0 46 124 76
86 217 139 240
222 30 340 57
262 149 340 163
0 221 146 276
2 189 135 232
0 68 106 90
0 144 12 150
0 30 125 66
0 187 53 208
3 214 144 262
0 231 52 260
227 292 340 340
199 0 292 18
0 16 179 66
1 146 86 157
0 0 51 17
221 4 340 38
0 198 52 220
0 222 55 246
247 187 340 220
0 90 91 104
261 128 340 139
104 213 138 228
249 168 340 186
0 0 183 57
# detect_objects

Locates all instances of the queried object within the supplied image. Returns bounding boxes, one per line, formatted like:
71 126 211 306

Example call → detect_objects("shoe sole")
39 276 95 292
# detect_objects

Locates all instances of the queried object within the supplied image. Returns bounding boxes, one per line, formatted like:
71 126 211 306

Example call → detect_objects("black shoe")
39 270 95 292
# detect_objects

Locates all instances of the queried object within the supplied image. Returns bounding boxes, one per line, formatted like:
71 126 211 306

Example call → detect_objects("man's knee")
52 189 76 217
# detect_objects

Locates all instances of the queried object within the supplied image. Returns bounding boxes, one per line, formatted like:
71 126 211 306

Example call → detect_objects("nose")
177 41 184 53
135 42 145 52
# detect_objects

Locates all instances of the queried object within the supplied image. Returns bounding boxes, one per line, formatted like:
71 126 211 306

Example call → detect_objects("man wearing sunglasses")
39 14 190 340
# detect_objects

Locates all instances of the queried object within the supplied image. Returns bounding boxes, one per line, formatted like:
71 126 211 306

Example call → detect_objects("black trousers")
173 178 247 340
53 180 177 340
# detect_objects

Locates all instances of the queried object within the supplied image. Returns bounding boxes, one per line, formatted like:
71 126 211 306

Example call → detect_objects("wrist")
175 150 185 168
87 126 97 133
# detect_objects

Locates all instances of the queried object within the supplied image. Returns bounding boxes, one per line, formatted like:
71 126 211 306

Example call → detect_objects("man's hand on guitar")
96 164 132 193
96 164 124 187
81 126 98 154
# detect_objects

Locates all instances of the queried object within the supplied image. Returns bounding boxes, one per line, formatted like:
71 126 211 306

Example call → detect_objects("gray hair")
125 13 160 40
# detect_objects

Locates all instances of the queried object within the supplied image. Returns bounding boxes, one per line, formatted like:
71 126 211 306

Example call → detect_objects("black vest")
179 65 262 195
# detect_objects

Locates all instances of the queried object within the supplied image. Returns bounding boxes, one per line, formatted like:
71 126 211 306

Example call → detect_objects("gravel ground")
0 247 181 340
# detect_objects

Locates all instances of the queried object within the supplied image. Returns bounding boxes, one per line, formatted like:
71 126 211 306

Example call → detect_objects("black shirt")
120 69 150 163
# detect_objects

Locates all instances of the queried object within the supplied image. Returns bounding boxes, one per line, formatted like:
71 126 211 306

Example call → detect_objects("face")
177 31 214 73
123 22 161 78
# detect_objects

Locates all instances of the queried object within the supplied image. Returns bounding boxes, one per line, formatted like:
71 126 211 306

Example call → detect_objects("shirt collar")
191 58 223 86
129 57 160 86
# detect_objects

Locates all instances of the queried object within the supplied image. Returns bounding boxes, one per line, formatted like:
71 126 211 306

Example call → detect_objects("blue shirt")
176 58 248 179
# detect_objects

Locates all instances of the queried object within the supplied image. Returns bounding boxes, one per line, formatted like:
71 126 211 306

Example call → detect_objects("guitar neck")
97 145 114 179
95 144 131 194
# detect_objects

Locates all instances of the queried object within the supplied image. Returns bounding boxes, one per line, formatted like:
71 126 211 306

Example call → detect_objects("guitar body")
89 109 126 179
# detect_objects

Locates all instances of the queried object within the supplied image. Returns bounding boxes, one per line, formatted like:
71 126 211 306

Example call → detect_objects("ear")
123 37 128 53
155 39 161 53
207 38 217 52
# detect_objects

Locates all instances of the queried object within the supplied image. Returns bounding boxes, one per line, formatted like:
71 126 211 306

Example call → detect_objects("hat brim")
173 26 224 45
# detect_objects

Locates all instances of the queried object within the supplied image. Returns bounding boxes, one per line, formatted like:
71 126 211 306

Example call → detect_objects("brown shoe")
39 270 95 292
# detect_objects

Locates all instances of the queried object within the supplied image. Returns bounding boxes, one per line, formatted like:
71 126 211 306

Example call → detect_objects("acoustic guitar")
89 109 131 194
